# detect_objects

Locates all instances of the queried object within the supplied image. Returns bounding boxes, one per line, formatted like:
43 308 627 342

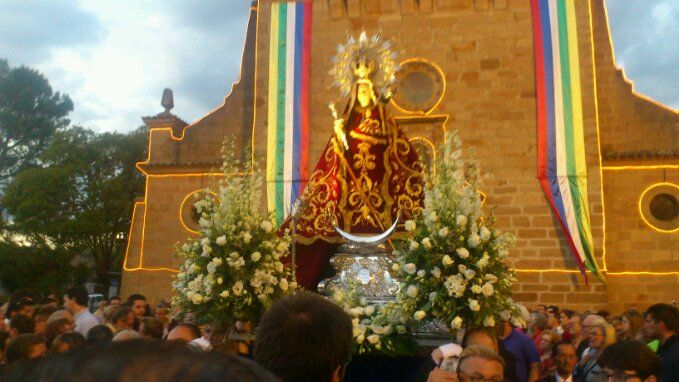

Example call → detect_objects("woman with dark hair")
618 310 644 341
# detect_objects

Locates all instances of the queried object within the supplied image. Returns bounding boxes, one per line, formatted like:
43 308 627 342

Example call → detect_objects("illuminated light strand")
602 165 679 171
637 182 679 233
390 57 447 116
179 190 222 235
516 269 679 275
599 1 678 115
587 0 607 272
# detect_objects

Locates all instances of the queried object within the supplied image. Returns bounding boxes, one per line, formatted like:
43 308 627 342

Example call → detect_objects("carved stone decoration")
392 58 446 115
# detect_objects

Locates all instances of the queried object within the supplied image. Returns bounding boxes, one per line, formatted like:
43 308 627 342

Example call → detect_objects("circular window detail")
391 58 445 115
639 183 679 233
180 190 219 235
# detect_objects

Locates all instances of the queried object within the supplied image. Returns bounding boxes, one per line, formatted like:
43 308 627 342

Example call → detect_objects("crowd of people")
0 286 678 382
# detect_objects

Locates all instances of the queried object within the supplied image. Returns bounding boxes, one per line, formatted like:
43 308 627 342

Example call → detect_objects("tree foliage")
0 241 88 295
0 59 73 187
2 126 147 292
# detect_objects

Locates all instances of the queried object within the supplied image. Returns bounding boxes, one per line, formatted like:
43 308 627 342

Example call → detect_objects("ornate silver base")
318 242 400 303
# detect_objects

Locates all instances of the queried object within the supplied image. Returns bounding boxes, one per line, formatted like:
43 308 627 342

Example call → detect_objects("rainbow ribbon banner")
266 1 312 225
530 0 604 283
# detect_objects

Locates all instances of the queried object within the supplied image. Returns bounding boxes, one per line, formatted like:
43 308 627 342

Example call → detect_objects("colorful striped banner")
530 0 604 283
266 1 312 225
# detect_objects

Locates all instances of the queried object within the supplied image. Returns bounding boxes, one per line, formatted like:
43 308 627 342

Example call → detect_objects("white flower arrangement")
394 131 525 331
172 138 296 326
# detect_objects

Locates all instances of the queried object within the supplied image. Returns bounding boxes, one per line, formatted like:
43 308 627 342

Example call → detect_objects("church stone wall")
122 0 678 311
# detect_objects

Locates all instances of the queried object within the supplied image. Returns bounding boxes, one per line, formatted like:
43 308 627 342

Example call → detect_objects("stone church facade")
121 0 678 313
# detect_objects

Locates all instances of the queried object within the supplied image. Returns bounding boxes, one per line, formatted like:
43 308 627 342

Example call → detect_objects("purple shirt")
503 328 540 382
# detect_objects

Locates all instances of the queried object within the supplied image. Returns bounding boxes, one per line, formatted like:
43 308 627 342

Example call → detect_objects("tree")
0 241 88 295
0 59 73 188
2 126 147 293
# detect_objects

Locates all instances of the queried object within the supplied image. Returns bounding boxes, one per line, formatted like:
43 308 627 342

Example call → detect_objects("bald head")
166 324 200 343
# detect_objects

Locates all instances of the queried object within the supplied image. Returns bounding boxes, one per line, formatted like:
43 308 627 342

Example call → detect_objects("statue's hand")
333 118 349 150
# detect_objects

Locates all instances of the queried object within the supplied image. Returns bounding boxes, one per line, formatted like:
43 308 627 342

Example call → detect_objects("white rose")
432 267 441 278
442 255 453 266
481 282 495 297
500 310 511 321
484 274 498 284
333 290 344 303
456 215 468 227
199 218 212 228
458 264 467 273
216 235 227 246
468 234 480 248
456 247 470 259
469 299 480 311
392 263 400 272
219 290 229 298
425 211 437 223
275 262 284 273
406 285 419 298
409 240 419 251
289 281 297 289
212 257 223 266
365 334 379 345
422 237 432 249
417 269 426 277
279 278 289 291
404 263 417 275
396 325 407 334
451 316 464 329
414 311 426 321
476 254 489 269
405 220 416 232
438 227 449 238
232 281 244 296
191 293 203 304
471 284 482 294
202 244 212 256
480 226 491 241
260 220 273 233
207 261 217 274
217 277 223 285
364 305 375 316
356 334 365 344
251 251 262 262
464 269 476 280
483 316 496 327
429 291 437 301
243 232 252 244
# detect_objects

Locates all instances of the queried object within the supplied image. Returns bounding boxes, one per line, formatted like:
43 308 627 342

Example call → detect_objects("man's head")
63 286 89 313
462 328 499 352
457 345 505 382
254 292 353 382
5 334 47 363
599 339 662 382
553 341 577 378
529 312 548 335
140 317 164 339
9 314 35 338
567 314 582 337
109 296 121 306
155 302 170 322
559 309 574 328
581 314 604 338
110 306 135 331
546 306 560 329
126 294 148 319
166 323 201 343
11 297 35 318
644 303 678 340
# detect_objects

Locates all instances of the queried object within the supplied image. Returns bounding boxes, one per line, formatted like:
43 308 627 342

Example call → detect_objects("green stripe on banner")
275 3 288 224
557 0 592 260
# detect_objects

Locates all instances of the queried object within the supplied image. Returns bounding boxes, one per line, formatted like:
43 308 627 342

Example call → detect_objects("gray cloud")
606 0 679 108
0 0 104 65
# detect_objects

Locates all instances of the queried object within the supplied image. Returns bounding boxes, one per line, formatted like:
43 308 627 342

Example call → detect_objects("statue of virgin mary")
291 33 424 245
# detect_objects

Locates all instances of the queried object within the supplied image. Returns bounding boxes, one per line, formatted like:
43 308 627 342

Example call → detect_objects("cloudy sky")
1 0 677 133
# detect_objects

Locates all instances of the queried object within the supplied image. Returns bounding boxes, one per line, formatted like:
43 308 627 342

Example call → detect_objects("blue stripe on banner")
540 0 570 235
291 2 304 205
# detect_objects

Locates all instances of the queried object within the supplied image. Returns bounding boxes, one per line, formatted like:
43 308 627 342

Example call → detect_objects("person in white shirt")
63 286 99 337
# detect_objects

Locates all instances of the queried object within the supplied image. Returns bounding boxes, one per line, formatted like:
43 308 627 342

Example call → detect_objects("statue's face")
357 83 375 108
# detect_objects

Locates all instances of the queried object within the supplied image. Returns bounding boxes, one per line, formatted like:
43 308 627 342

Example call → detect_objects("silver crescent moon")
334 216 400 244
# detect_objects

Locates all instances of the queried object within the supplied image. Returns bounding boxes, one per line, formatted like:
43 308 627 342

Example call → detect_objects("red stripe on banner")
531 0 548 181
299 2 312 184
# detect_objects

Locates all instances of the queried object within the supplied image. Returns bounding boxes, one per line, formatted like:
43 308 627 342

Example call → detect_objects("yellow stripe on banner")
266 3 280 214
566 0 595 249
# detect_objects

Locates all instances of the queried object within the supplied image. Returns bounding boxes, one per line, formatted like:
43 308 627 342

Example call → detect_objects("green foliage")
0 241 88 295
0 59 73 187
2 126 147 291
